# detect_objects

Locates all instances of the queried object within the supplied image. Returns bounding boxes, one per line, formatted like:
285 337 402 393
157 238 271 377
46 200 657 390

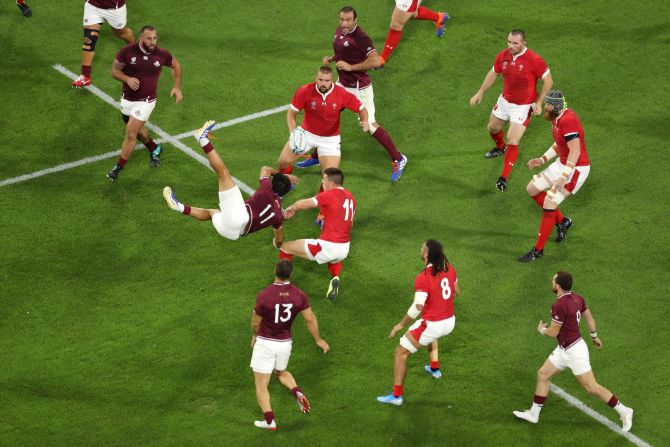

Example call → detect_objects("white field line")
549 384 652 447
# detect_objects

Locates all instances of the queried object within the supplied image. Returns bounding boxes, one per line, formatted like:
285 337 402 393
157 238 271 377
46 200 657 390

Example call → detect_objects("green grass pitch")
1 1 668 445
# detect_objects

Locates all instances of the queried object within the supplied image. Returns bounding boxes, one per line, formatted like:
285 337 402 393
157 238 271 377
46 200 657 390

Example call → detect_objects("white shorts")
548 338 592 376
532 160 590 204
338 82 376 125
120 98 156 122
303 130 341 157
303 239 350 264
400 316 455 354
211 186 250 240
83 1 127 29
250 337 293 373
395 0 421 13
492 95 533 127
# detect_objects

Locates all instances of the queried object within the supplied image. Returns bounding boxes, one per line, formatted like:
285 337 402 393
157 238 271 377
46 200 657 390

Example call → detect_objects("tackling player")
250 260 330 431
518 90 589 262
279 168 355 303
378 0 449 67
377 239 459 405
72 0 134 88
469 30 553 191
300 6 407 182
513 272 634 432
163 121 296 243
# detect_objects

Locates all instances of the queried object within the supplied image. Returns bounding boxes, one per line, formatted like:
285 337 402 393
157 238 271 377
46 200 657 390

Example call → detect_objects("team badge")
502 61 508 69
344 41 349 47
154 61 161 67
311 101 317 109
130 56 137 65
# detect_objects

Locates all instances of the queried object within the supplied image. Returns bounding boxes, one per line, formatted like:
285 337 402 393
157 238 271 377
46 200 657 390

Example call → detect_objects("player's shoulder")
525 48 546 62
496 48 510 59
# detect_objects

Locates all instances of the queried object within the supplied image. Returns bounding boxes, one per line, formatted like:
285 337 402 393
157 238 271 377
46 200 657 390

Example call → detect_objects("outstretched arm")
284 197 318 219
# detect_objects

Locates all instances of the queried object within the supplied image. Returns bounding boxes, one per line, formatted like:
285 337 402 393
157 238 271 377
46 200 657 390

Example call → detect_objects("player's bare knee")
537 368 550 382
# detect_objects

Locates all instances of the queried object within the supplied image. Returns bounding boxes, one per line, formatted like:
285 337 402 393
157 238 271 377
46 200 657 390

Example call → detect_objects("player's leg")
253 372 277 430
278 141 302 175
527 179 568 239
111 26 134 44
412 5 449 37
519 187 571 262
497 122 528 189
193 121 237 192
378 330 421 405
16 0 32 17
424 340 442 378
278 239 310 261
73 24 102 87
485 113 507 159
575 371 634 432
106 3 133 44
107 115 145 180
513 358 561 423
379 6 414 65
136 126 162 167
275 370 311 414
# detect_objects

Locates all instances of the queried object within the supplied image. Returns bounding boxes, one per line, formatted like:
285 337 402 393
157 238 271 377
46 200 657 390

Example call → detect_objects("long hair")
425 239 449 276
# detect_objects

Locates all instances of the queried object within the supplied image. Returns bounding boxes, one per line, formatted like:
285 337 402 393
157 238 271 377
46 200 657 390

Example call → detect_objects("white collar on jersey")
554 108 569 124
273 281 291 285
314 83 335 101
555 291 572 300
512 46 528 61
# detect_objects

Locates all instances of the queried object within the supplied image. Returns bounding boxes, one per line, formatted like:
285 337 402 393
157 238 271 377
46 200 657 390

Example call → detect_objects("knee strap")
83 28 99 52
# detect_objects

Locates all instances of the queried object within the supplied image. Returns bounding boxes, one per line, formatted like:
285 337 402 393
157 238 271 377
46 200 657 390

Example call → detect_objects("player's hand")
532 101 542 116
251 334 257 348
527 158 543 169
553 176 568 189
389 324 404 339
322 55 333 65
537 320 547 334
272 238 282 249
359 120 369 132
469 92 483 106
286 174 300 185
170 87 183 104
316 339 330 353
127 77 140 91
336 60 352 72
283 208 296 220
591 337 603 349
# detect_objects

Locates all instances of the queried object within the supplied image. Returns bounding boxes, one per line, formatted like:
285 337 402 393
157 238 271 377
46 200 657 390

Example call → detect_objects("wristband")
539 327 547 335
590 331 598 338
542 146 557 163
407 304 420 319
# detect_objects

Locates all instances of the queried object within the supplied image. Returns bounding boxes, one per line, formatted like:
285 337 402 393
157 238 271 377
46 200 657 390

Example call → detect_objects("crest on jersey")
502 61 508 69
518 64 524 71
154 61 161 67
332 102 338 109
344 41 349 47
311 101 317 109
130 56 137 64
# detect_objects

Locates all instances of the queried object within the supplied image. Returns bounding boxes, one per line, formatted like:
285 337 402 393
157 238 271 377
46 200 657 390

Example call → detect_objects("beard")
318 85 329 93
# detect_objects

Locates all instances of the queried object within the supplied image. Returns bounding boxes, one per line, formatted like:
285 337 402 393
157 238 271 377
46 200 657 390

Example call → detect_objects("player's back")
255 283 310 341
317 187 355 243
417 265 458 321
244 178 283 235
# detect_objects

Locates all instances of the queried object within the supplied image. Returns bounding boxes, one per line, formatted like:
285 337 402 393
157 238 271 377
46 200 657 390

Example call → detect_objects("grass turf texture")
1 1 669 446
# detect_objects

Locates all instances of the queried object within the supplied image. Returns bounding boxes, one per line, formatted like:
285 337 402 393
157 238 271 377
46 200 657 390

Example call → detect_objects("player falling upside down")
518 90 589 262
300 6 407 182
378 239 459 405
16 0 31 17
378 0 449 67
250 260 330 431
163 121 296 243
277 66 368 183
279 168 355 303
513 271 634 432
469 29 553 192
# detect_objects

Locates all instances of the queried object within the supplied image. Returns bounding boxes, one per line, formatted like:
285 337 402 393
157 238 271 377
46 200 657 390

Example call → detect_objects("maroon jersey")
414 264 458 321
552 109 590 166
243 177 283 236
87 0 125 9
493 48 549 104
290 83 363 137
333 25 376 89
314 187 355 243
115 43 174 101
254 282 310 341
551 292 588 349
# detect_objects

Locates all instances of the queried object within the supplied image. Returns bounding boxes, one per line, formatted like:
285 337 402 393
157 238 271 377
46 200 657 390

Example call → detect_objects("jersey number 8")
440 278 452 300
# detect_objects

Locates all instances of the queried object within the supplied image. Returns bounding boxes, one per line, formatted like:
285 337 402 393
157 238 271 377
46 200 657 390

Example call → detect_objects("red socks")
531 192 565 224
279 250 293 261
500 144 519 179
327 262 342 277
607 395 619 408
82 65 92 78
116 157 128 168
372 127 402 161
291 387 303 398
278 165 293 175
490 130 505 149
183 205 191 215
430 361 440 370
393 385 403 398
144 139 157 152
416 6 440 22
534 209 556 251
381 29 403 61
202 142 215 154
533 394 547 405
263 411 274 424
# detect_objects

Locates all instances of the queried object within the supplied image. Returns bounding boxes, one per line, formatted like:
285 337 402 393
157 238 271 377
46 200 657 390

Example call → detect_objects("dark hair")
323 167 344 185
319 65 334 75
555 271 573 291
340 6 357 18
272 173 292 197
425 239 449 276
140 25 157 34
275 260 293 281
510 29 526 40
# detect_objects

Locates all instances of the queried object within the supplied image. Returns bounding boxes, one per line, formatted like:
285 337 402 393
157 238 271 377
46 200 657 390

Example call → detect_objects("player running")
377 239 459 405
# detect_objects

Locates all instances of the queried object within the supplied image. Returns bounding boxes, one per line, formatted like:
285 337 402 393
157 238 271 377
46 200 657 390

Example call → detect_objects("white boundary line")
0 64 288 192
549 384 652 447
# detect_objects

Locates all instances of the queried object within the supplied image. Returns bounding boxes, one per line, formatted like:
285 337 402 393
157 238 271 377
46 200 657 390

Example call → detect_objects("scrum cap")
544 90 567 113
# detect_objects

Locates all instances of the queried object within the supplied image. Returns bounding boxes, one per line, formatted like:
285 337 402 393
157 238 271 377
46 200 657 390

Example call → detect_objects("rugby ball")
289 127 309 155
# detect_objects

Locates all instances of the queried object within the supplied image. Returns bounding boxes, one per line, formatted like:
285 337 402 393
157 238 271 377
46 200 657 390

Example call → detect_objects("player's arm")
581 309 603 349
169 56 183 103
389 292 426 338
357 106 369 132
250 311 262 347
259 166 298 184
533 71 553 115
272 227 284 249
287 107 300 133
302 308 330 353
537 319 561 338
554 138 580 188
111 59 140 90
336 51 381 72
284 197 318 219
470 68 499 106
528 143 558 169
323 53 336 65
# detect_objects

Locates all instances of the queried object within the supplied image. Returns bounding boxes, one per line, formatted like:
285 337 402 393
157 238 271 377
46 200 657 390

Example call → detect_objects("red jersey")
87 0 125 8
115 43 174 102
493 47 549 105
290 83 363 137
551 292 588 349
414 264 458 321
243 177 283 236
313 187 355 243
552 109 590 166
254 282 310 341
333 25 376 89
